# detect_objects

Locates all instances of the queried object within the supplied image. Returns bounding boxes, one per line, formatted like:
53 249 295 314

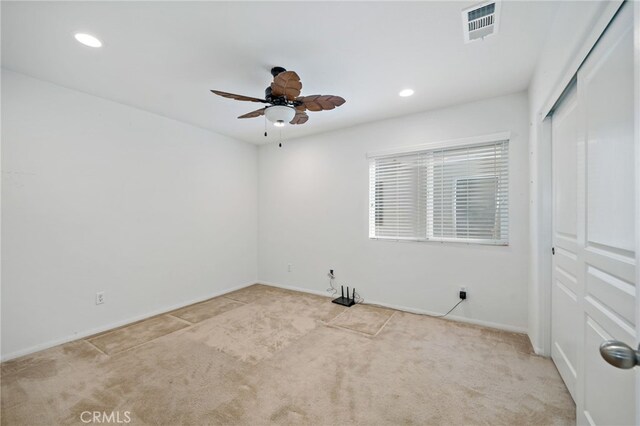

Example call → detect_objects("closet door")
551 3 636 424
551 81 580 401
576 3 635 424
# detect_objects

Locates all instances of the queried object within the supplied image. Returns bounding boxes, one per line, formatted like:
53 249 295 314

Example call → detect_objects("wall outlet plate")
459 287 467 300
96 292 105 305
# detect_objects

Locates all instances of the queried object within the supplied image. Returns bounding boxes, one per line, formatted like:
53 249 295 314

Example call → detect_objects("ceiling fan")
211 66 345 128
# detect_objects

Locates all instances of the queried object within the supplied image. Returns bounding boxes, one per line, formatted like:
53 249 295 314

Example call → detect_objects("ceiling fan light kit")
210 66 345 133
265 105 296 126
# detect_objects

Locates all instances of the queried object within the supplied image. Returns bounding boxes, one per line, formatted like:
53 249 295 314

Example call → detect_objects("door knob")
599 340 640 369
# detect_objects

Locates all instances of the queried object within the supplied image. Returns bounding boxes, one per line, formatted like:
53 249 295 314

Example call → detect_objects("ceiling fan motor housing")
265 87 301 106
266 66 297 105
270 66 287 77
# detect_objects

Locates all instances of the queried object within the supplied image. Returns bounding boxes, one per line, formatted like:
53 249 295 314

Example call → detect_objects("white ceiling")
1 1 560 145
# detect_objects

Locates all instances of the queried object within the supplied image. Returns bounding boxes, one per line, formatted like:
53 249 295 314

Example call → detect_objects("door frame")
633 2 639 425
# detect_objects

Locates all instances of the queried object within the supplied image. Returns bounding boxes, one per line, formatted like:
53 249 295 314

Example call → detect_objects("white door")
551 79 580 401
551 2 636 425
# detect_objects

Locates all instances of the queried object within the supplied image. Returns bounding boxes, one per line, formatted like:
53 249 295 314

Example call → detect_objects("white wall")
258 92 530 332
527 1 624 354
1 70 258 359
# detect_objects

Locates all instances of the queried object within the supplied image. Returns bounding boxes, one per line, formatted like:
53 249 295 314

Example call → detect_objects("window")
369 138 509 245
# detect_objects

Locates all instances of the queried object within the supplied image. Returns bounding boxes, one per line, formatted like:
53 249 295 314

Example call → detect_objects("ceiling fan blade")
290 110 309 125
271 71 302 101
297 95 345 112
238 107 267 119
211 90 268 103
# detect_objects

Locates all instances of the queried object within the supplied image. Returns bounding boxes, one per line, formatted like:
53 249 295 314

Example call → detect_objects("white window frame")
367 132 510 246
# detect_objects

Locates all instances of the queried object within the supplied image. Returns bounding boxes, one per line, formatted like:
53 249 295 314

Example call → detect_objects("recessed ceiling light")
399 89 414 97
74 33 102 48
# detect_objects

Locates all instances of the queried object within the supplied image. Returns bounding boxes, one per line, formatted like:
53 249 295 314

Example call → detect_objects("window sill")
369 236 509 246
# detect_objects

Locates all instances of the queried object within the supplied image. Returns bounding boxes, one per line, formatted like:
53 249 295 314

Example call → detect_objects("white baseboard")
0 281 256 362
260 281 529 335
261 281 331 299
532 346 548 356
3 280 530 362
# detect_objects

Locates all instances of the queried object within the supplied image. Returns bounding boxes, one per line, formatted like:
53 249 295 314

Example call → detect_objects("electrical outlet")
459 287 467 300
287 263 293 273
96 292 105 305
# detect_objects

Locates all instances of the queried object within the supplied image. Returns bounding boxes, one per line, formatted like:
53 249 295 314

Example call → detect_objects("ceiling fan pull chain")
264 115 267 137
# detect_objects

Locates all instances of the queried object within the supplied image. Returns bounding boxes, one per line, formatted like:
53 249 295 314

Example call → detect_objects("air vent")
462 1 500 43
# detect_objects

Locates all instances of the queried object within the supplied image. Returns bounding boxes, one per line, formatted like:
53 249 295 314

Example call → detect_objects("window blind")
369 140 509 245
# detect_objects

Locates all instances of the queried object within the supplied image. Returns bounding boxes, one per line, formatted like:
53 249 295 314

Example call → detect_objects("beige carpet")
1 284 575 425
